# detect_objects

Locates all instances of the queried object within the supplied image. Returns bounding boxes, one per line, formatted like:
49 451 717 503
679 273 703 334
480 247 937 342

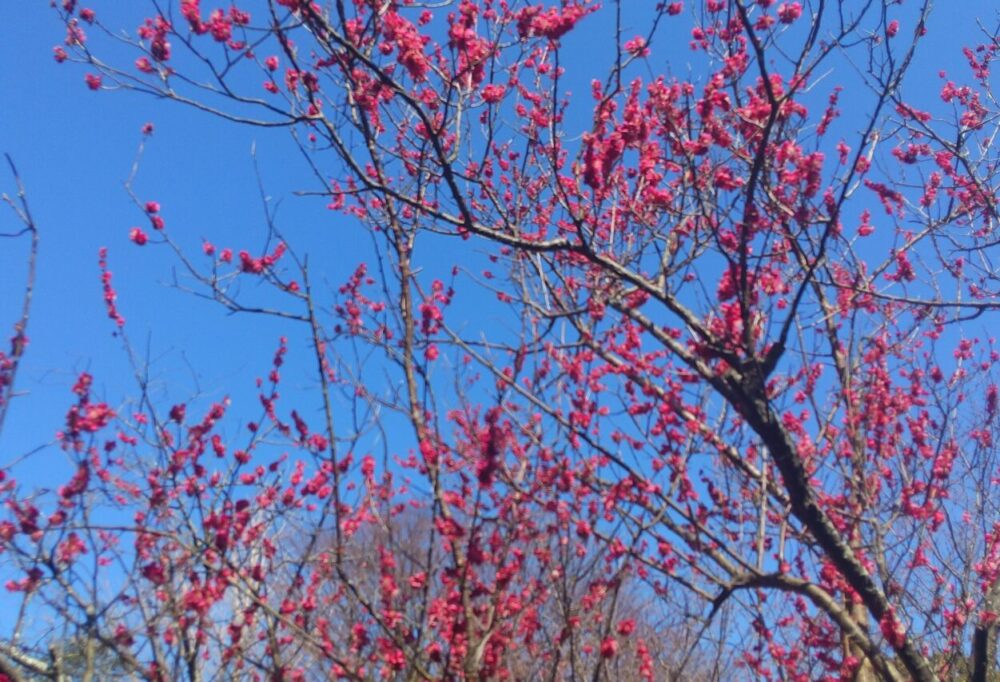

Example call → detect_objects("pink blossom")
624 36 649 57
777 2 802 24
481 84 506 104
129 227 148 246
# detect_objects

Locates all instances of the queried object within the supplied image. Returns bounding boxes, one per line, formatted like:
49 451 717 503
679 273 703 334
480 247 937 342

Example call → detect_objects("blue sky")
0 0 995 480
1 5 338 466
0 1 621 468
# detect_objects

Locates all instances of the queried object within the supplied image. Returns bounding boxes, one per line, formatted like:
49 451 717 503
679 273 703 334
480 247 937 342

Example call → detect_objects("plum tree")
2 1 1000 680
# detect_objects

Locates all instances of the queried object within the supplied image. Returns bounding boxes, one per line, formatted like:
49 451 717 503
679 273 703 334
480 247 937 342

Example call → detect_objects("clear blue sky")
0 0 996 501
0 5 346 469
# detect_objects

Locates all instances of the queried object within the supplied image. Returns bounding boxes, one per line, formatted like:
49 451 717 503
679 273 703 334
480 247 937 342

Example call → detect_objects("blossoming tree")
2 0 1000 680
